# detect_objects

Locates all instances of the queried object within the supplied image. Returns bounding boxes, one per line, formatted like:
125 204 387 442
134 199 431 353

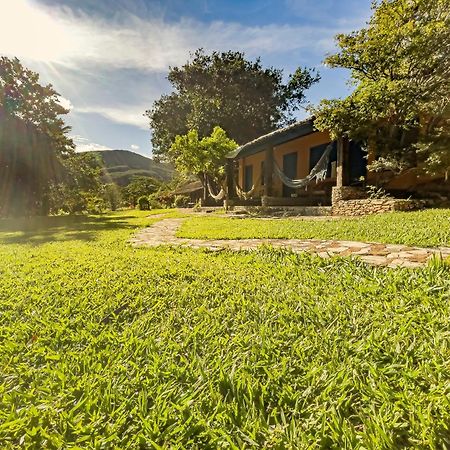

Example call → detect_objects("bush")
147 193 163 210
85 195 106 214
173 195 189 208
155 191 175 208
137 196 150 210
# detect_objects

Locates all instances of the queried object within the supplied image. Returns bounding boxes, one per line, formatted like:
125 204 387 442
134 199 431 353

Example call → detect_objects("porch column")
264 146 274 197
336 137 350 187
226 159 235 199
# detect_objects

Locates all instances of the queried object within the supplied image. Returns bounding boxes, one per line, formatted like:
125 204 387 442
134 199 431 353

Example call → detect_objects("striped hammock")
273 142 333 189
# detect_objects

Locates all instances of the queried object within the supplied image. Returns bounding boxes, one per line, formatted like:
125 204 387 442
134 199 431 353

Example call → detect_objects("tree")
0 107 63 216
47 153 104 214
0 57 73 155
122 176 160 207
0 57 77 215
102 183 122 211
146 49 319 159
169 126 237 196
313 0 450 177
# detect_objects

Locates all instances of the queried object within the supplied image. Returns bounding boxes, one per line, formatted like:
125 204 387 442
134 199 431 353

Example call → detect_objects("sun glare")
0 0 83 63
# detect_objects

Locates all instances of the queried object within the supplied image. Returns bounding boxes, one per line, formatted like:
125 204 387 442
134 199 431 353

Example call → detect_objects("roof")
173 180 203 195
226 118 316 159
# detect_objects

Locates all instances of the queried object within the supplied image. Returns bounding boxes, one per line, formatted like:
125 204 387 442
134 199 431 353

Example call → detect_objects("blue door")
283 152 298 197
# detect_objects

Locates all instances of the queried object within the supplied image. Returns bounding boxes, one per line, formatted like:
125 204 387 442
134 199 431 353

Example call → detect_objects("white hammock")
235 174 262 200
207 178 226 201
274 142 333 189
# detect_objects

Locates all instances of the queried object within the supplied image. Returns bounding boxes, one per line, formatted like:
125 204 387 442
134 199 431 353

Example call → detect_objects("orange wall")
238 131 333 197
239 151 266 196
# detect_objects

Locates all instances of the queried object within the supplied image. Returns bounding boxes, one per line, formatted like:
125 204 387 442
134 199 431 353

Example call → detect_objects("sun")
0 0 84 64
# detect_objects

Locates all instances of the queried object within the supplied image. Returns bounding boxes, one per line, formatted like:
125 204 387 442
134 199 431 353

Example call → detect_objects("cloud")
74 105 149 129
72 134 111 152
130 144 140 151
1 0 361 72
1 0 371 147
57 95 74 111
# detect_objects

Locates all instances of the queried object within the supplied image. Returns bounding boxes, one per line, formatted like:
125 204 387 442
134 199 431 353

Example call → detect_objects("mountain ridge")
84 149 175 186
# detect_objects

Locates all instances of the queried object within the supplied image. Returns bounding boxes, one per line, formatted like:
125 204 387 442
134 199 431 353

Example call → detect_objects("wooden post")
264 146 274 197
201 173 208 206
226 159 235 199
336 137 349 187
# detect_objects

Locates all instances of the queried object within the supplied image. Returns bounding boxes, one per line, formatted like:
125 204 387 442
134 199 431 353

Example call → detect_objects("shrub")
137 196 150 210
147 193 163 210
156 191 175 208
173 195 189 208
85 195 106 214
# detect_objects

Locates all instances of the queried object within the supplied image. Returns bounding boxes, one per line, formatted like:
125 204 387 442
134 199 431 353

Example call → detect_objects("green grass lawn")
177 209 450 248
1 210 450 448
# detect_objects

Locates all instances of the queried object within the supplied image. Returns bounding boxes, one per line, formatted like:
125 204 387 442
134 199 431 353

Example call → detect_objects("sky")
1 0 373 157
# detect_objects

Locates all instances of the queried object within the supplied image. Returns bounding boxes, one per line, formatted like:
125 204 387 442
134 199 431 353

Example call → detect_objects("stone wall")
331 186 367 203
331 187 422 216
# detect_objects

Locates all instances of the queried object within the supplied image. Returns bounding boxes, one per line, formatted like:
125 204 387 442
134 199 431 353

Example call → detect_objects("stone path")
131 218 450 268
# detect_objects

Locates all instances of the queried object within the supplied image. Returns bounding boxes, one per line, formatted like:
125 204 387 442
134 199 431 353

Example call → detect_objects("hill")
89 150 175 186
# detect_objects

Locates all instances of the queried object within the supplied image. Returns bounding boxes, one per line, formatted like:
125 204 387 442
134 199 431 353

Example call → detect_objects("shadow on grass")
0 214 137 245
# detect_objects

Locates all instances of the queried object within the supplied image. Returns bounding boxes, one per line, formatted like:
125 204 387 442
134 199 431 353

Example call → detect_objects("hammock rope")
273 142 333 189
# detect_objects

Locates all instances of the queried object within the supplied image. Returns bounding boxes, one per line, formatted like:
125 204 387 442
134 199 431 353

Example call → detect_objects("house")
172 180 203 205
224 118 447 214
225 118 366 206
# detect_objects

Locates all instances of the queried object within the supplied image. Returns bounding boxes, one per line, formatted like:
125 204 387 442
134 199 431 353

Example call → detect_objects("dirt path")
131 218 450 268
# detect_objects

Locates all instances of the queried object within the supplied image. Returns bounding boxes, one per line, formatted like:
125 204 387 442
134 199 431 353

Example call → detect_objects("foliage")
366 185 390 200
121 176 160 207
147 192 163 210
0 108 62 216
62 152 103 193
178 208 450 248
146 49 319 158
0 58 101 216
0 56 73 155
172 194 189 208
102 183 122 211
313 0 450 176
0 210 450 447
169 126 237 188
137 195 150 210
154 191 175 208
84 194 106 214
47 153 104 214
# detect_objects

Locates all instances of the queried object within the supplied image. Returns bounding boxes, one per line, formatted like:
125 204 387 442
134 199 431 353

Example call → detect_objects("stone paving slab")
130 218 450 268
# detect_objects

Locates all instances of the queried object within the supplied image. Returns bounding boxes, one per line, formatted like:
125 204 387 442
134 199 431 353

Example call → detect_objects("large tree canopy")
0 57 74 155
313 0 450 176
146 49 319 159
0 57 101 215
